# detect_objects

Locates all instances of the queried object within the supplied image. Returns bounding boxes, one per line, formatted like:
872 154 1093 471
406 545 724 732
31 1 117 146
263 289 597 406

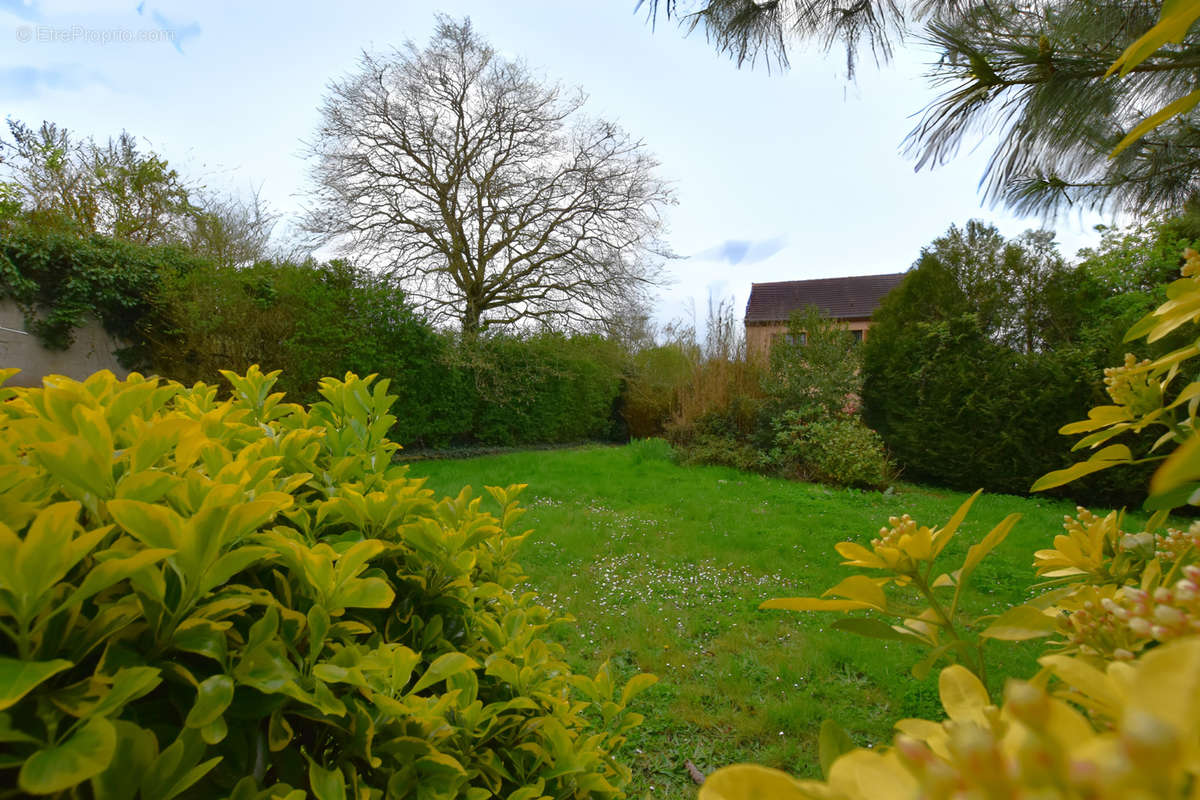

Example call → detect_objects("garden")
6 1 1200 799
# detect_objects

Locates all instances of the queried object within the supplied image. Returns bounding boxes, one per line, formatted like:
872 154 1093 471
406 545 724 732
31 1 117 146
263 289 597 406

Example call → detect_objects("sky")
0 0 1112 331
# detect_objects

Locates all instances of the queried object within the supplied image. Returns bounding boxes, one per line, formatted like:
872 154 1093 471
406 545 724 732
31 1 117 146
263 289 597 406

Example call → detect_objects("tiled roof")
744 273 906 323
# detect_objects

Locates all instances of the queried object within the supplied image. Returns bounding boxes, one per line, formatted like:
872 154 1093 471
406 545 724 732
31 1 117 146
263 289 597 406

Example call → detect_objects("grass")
405 441 1130 798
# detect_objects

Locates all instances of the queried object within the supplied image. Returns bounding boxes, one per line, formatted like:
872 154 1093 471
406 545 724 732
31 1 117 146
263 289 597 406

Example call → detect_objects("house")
744 273 906 356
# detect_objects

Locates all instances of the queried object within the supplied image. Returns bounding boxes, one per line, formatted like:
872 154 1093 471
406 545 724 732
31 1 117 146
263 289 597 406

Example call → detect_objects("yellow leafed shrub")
0 366 653 799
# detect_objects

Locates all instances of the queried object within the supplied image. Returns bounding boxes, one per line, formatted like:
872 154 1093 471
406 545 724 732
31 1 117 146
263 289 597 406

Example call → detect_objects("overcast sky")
1 0 1111 330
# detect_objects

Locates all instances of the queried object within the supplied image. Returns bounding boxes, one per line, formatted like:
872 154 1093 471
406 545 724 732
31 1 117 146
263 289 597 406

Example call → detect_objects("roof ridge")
749 272 906 287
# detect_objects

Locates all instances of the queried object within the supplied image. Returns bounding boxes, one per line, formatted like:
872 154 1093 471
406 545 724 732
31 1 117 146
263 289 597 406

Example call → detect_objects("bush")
863 309 1155 505
770 414 891 489
619 344 694 438
0 366 652 798
626 437 676 464
660 304 895 488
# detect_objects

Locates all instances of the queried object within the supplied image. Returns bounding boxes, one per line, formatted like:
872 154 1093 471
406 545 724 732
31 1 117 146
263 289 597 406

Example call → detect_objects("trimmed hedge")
0 223 626 450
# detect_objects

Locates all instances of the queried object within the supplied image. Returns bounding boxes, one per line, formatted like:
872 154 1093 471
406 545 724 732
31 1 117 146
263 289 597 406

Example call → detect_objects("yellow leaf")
902 526 933 562
979 604 1058 641
931 490 980 557
760 597 876 613
931 571 958 588
938 664 990 722
1109 0 1200 78
1060 405 1132 434
959 513 1020 588
834 542 887 569
1111 88 1200 158
822 576 888 611
1031 444 1133 492
1038 655 1121 718
895 718 951 759
827 749 915 800
1042 695 1097 744
1150 433 1200 497
699 764 829 800
1125 637 1200 736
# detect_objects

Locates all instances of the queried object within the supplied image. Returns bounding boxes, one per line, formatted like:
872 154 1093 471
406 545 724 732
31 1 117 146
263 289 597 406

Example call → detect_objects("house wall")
0 299 129 387
745 318 874 360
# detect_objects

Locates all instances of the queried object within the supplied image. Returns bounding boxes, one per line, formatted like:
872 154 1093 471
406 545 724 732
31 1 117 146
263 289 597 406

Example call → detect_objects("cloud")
145 6 200 53
0 0 40 21
0 64 105 98
692 235 787 266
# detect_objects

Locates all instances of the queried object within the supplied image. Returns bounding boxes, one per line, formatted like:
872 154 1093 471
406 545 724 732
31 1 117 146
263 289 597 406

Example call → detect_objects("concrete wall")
745 318 874 360
0 299 129 387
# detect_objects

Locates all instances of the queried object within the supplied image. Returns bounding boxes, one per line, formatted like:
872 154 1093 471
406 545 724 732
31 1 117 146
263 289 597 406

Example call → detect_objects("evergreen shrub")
0 366 652 798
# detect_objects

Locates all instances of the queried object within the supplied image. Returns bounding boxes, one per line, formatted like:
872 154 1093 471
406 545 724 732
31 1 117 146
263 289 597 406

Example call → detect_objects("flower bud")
1128 616 1153 637
1121 532 1156 559
1153 604 1186 628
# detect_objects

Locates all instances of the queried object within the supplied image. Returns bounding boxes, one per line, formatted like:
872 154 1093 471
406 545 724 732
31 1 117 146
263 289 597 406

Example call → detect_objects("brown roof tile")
744 273 906 324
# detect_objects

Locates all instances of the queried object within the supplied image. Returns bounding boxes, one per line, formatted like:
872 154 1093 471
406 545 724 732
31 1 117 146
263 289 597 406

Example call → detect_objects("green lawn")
405 442 1121 799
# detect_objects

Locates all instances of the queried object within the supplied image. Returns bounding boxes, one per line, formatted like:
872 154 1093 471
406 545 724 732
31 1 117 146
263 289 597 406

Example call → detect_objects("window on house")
771 331 806 347
852 329 864 342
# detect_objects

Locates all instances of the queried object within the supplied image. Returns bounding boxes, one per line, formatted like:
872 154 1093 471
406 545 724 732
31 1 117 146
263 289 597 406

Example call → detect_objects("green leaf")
64 548 175 611
308 760 347 800
88 667 162 720
980 604 1059 640
20 716 117 794
107 499 181 551
197 547 273 597
307 604 330 664
332 576 394 610
0 657 73 711
139 729 221 800
199 717 227 745
410 652 479 695
90 720 158 800
817 719 855 780
831 617 921 642
268 707 293 752
185 674 234 729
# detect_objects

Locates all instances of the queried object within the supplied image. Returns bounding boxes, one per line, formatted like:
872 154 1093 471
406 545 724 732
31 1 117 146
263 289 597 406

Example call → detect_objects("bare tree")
304 16 675 334
187 187 278 268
